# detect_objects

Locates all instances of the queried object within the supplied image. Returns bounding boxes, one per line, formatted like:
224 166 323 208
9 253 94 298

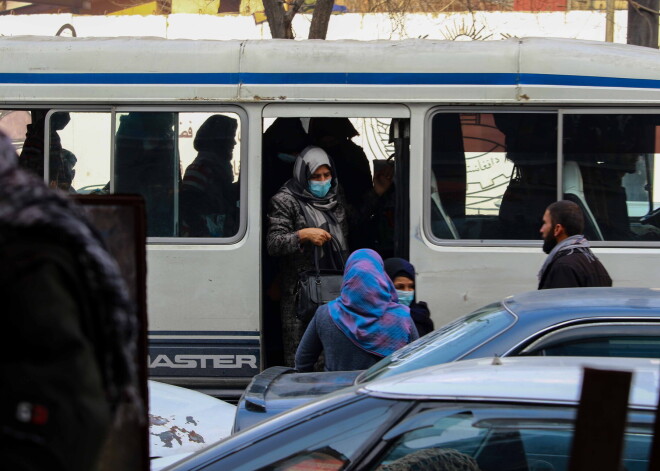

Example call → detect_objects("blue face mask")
277 152 297 163
309 178 332 198
396 289 414 307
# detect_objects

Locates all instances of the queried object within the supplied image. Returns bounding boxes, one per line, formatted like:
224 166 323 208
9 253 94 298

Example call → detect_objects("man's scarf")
538 234 595 282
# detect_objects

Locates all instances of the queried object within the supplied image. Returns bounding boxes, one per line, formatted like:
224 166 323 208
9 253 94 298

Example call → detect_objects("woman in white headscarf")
267 146 349 367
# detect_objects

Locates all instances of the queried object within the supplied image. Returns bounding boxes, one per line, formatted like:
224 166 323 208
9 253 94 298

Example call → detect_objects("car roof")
363 356 660 409
503 287 660 320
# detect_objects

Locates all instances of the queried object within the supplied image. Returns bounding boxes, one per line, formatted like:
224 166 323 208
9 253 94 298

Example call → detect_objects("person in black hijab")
180 114 239 237
384 257 435 337
262 118 311 205
0 131 139 471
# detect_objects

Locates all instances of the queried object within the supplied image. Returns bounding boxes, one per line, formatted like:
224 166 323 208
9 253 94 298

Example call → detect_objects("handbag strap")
312 245 322 277
329 237 346 270
312 237 346 278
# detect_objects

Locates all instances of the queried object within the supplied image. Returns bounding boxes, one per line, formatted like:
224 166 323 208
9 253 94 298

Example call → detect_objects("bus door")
260 104 411 368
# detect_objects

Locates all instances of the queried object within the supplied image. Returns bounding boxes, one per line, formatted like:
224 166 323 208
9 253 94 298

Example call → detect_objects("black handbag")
295 240 345 324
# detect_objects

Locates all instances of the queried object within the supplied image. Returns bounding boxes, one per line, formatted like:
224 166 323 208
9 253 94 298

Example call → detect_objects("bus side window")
0 110 32 156
430 112 557 241
109 111 243 239
47 111 112 195
179 113 241 238
563 114 660 241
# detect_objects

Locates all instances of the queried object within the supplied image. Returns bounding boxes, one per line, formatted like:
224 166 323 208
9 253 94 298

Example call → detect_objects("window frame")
43 105 249 244
42 106 113 182
424 106 660 248
559 108 660 248
112 105 249 244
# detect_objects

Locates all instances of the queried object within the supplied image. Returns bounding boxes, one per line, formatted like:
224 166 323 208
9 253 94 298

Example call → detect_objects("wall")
0 10 630 43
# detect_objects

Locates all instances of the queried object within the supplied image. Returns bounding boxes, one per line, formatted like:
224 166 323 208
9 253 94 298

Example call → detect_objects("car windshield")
357 303 516 384
371 405 654 471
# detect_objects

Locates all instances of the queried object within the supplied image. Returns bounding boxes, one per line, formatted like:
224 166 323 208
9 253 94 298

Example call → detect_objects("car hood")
233 367 360 432
149 380 236 461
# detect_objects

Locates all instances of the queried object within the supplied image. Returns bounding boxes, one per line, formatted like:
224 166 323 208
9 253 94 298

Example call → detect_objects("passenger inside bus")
18 110 74 192
496 113 558 240
180 114 239 237
262 117 310 205
563 114 658 241
369 120 411 260
309 118 374 249
261 118 311 367
114 112 178 237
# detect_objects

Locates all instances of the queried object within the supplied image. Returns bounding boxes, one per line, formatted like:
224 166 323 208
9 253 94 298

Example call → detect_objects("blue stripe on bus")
3 72 660 89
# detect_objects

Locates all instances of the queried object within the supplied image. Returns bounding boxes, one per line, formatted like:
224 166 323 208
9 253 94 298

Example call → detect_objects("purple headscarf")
327 249 415 357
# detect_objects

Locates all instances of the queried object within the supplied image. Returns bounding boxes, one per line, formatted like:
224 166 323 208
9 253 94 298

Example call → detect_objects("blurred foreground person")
295 249 418 372
0 131 139 471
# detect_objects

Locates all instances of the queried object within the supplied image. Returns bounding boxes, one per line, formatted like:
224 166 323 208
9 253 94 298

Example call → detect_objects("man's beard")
542 232 558 254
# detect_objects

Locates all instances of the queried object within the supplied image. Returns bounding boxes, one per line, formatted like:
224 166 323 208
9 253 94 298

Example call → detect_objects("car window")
371 405 653 471
200 395 408 471
531 336 660 358
357 303 515 383
521 324 660 359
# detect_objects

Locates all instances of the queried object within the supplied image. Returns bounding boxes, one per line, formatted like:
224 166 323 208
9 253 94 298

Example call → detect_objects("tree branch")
285 0 305 21
628 0 660 14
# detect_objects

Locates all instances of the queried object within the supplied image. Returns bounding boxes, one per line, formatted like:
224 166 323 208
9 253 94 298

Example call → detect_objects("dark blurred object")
0 131 147 471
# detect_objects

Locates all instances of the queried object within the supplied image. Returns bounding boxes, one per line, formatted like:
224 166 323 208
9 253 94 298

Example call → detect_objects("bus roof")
3 36 660 103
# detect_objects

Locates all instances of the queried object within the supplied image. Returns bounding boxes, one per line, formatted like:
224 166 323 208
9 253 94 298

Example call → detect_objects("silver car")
163 356 659 471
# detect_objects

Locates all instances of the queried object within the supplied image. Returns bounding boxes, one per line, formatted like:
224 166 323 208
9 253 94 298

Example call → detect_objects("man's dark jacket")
538 249 612 290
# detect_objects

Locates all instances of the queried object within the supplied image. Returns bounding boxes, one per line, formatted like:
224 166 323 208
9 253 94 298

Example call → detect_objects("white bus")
1 36 659 396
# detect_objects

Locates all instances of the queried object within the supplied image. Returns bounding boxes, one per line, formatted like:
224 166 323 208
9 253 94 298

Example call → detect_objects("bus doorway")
260 111 411 369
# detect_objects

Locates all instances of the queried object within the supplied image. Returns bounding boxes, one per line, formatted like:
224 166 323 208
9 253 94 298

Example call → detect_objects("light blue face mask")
396 289 414 307
309 178 332 198
277 152 297 163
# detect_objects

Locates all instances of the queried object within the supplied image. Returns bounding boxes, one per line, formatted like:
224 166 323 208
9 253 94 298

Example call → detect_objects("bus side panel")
146 243 260 381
